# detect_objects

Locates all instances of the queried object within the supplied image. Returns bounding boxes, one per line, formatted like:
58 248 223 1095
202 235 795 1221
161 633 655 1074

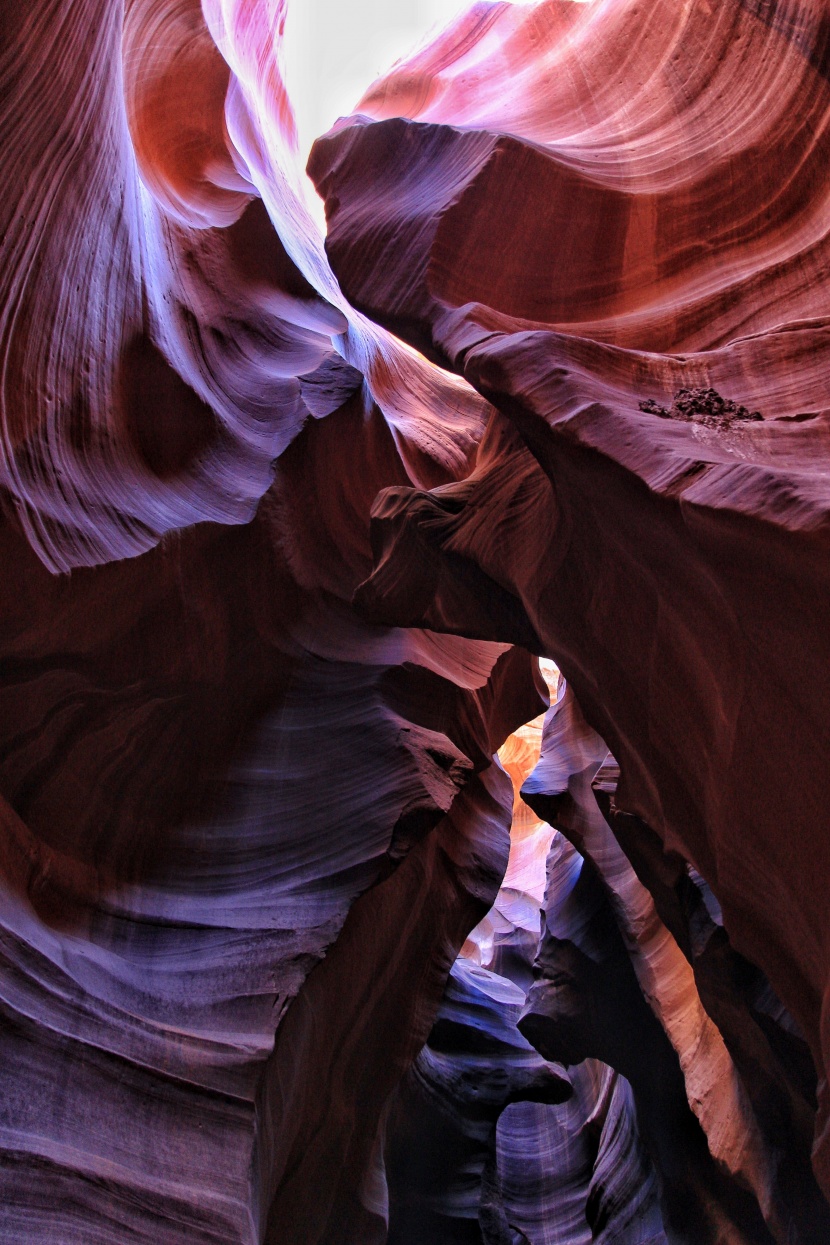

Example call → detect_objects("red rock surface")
3 0 830 1240
309 0 830 1217
0 2 543 1239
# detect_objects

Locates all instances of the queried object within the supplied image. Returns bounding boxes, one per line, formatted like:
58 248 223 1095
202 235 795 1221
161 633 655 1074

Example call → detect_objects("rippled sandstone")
3 0 830 1241
309 0 830 1213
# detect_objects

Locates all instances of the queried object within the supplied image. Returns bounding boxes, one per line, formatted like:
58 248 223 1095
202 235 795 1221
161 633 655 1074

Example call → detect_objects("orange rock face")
2 0 830 1241
309 0 830 1225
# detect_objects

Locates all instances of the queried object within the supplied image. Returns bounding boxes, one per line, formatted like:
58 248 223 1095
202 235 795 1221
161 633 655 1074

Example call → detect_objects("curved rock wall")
309 0 830 1210
0 3 542 1240
3 0 830 1241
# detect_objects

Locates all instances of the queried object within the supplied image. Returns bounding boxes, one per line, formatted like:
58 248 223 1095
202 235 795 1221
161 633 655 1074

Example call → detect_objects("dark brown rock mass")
309 0 830 1217
2 0 830 1240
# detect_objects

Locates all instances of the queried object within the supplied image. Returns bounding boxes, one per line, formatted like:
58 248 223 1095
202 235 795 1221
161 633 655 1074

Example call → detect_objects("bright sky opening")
284 1 540 161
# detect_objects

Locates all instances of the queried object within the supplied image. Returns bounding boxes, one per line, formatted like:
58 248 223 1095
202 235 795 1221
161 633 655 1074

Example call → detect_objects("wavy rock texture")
3 0 830 1240
0 2 543 1242
495 1070 667 1245
521 680 830 1242
0 411 545 1245
384 685 669 1243
384 957 572 1243
309 0 830 1209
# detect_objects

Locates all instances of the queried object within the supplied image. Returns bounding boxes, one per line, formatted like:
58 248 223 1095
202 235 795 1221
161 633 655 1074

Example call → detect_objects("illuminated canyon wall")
1 1 829 1242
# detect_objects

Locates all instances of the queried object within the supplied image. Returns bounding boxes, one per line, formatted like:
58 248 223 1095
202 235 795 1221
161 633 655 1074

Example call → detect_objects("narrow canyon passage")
1 1 830 1242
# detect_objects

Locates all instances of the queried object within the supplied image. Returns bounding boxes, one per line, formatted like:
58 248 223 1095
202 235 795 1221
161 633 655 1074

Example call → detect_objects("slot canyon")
1 0 830 1240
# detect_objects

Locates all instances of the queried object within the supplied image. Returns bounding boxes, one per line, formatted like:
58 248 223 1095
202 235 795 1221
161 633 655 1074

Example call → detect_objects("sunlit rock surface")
2 0 830 1241
520 682 829 1242
310 0 830 1219
383 674 670 1243
0 2 540 1241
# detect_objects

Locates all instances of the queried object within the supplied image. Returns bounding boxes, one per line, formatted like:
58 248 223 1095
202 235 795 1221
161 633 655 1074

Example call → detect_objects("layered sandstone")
310 0 830 1211
2 0 830 1241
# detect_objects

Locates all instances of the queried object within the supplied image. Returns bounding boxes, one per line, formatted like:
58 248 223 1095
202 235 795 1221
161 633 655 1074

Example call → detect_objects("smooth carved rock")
519 835 776 1244
494 1070 668 1245
592 780 829 1238
388 683 669 1245
3 0 830 1239
0 458 543 1242
385 959 571 1245
309 0 830 1203
0 2 546 1239
521 679 830 1243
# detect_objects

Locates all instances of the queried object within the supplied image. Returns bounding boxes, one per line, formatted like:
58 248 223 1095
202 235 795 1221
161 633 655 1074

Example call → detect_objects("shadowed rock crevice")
3 0 830 1240
309 3 830 1201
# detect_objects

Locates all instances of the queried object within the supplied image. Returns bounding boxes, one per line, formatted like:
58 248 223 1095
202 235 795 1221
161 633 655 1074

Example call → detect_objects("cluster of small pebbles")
639 387 763 427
